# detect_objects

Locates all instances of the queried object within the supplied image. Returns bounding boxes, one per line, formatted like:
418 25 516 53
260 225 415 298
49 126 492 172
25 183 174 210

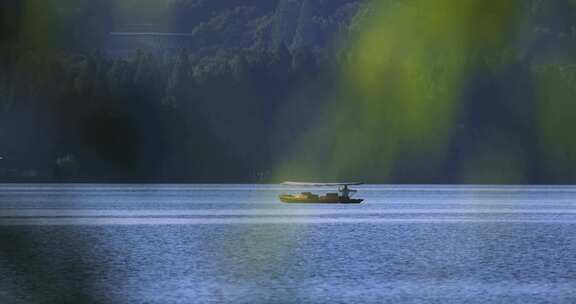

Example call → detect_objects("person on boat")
339 185 351 199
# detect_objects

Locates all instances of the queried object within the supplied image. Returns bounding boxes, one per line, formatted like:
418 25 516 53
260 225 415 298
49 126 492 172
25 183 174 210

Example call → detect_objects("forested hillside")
2 0 576 183
114 0 366 51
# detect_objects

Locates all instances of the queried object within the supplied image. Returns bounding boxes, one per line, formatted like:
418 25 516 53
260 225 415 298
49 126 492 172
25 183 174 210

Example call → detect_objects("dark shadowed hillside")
3 0 576 183
109 0 365 53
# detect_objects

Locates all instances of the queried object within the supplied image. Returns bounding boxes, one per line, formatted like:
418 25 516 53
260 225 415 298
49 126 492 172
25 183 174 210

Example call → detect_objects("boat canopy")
282 182 363 186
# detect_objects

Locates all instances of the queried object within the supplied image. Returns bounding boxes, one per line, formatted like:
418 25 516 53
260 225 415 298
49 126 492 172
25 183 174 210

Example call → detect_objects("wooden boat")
279 182 364 204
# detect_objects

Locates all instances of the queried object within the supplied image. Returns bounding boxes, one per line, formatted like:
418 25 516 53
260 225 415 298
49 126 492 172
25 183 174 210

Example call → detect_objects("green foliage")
3 0 576 183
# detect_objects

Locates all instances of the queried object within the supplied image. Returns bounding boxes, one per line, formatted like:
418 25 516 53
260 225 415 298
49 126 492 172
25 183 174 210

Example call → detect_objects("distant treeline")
1 44 576 183
0 45 338 181
2 0 576 183
0 0 366 52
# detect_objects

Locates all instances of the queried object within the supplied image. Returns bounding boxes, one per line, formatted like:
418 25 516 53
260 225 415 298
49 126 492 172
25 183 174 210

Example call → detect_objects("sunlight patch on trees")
275 0 522 183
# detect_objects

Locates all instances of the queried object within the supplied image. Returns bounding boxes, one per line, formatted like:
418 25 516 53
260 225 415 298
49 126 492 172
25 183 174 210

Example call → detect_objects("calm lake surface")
1 184 576 303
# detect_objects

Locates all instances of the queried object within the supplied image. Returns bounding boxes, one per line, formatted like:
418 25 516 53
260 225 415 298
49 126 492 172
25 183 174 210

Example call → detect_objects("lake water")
0 184 576 303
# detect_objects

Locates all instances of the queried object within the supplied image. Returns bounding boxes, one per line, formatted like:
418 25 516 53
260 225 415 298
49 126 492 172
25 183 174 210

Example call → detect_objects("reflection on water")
0 184 576 303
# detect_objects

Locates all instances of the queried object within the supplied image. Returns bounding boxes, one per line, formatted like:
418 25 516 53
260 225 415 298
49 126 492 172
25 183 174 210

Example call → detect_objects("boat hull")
279 195 363 204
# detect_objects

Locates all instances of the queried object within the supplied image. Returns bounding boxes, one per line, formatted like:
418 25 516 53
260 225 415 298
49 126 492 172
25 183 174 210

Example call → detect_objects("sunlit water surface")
1 184 576 303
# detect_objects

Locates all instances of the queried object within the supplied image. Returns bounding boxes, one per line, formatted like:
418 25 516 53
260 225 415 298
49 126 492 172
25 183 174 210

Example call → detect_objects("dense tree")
2 0 576 183
291 0 317 50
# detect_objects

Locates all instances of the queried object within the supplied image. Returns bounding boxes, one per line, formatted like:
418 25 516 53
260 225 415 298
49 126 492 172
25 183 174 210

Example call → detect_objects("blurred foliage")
535 64 576 181
3 0 576 183
276 0 524 183
10 0 113 52
0 46 330 181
